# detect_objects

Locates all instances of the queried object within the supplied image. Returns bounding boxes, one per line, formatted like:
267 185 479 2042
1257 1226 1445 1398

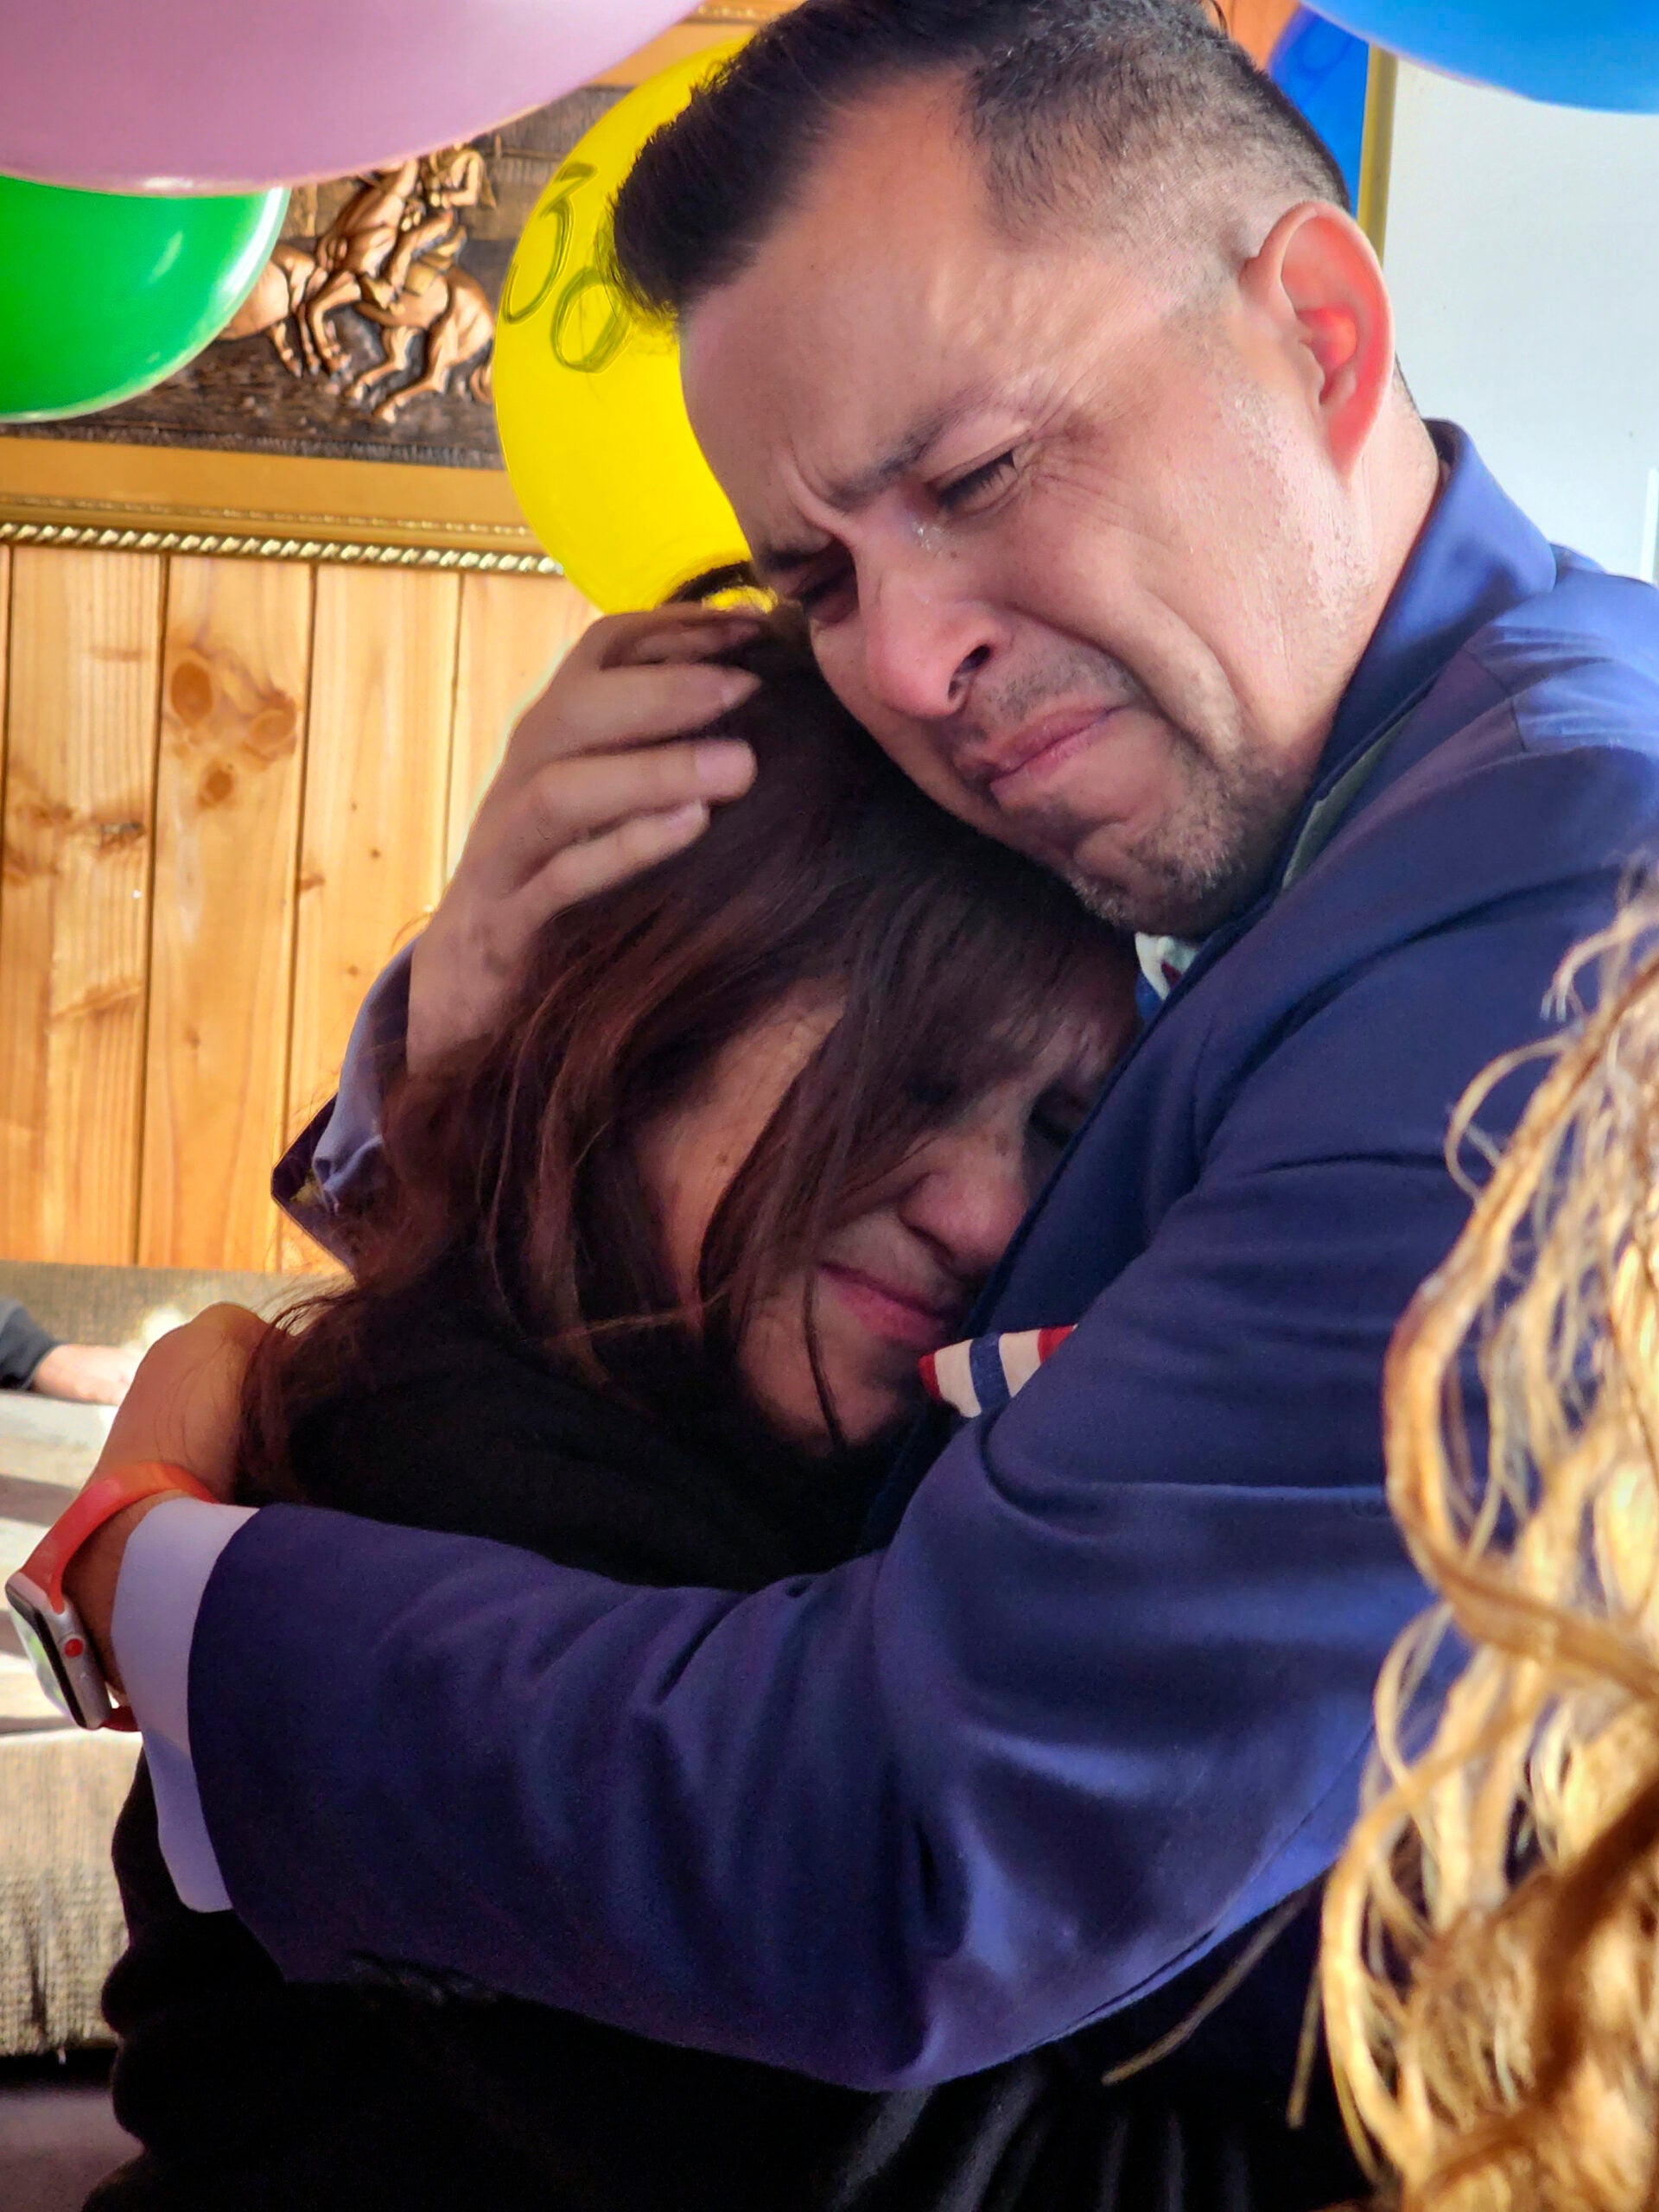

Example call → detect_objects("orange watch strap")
24 1461 217 1611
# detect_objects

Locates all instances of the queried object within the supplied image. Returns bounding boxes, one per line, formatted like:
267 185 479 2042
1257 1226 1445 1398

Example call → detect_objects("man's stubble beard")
1062 719 1313 938
945 634 1319 940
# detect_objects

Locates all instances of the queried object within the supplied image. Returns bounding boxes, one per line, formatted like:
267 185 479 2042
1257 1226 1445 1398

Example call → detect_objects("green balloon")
0 173 287 423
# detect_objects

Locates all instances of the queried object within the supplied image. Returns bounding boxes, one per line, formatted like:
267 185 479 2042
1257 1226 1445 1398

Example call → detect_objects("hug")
21 1 1659 2206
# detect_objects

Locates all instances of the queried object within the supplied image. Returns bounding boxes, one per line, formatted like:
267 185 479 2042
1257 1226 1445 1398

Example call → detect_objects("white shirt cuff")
111 1496 257 1912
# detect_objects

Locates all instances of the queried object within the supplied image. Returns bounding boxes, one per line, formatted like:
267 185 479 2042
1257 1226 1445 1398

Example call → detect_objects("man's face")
681 81 1373 937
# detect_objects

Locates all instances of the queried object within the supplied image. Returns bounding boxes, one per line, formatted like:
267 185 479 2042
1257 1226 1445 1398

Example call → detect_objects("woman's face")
639 974 1123 1449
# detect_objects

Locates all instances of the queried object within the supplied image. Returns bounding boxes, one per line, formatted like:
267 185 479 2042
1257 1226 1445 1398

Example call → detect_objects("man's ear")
1240 200 1393 477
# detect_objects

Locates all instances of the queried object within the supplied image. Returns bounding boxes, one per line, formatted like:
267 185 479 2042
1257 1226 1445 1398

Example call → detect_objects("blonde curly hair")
1321 895 1659 2211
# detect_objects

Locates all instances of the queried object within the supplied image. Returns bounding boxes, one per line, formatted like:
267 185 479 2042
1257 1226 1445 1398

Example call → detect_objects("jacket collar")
1312 421 1558 801
1161 425 1561 997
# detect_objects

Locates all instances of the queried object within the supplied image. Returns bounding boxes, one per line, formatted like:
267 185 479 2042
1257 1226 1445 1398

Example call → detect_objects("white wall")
1384 60 1659 581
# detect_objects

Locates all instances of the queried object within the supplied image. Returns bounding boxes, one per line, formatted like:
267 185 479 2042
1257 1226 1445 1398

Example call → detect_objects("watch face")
4 1577 80 1725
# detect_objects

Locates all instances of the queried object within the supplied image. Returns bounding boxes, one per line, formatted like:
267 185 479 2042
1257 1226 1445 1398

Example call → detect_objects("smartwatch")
5 1462 215 1729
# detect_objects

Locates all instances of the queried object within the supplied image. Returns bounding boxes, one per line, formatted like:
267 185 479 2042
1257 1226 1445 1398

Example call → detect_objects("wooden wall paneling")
0 545 10 848
446 574 594 876
0 545 10 752
284 565 461 1264
138 558 313 1273
0 547 9 1201
0 550 164 1262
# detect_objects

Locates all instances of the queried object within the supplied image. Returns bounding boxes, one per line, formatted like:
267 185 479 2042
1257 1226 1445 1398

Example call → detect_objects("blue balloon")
1269 8 1370 210
1312 1 1659 112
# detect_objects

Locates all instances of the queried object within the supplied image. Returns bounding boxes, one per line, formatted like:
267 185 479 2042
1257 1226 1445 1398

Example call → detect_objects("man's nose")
855 560 1001 725
898 1116 1033 1283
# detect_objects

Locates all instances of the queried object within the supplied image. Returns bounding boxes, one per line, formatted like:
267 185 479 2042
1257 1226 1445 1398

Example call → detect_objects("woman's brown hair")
239 614 1133 1492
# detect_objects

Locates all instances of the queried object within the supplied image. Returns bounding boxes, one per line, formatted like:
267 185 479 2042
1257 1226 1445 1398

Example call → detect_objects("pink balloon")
0 1 698 193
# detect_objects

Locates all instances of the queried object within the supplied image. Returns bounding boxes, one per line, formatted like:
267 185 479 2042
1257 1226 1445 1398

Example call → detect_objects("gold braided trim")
0 519 562 572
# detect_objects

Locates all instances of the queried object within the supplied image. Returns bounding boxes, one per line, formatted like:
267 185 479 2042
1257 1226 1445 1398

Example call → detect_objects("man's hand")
408 604 763 1073
61 1306 268 1685
29 1342 140 1405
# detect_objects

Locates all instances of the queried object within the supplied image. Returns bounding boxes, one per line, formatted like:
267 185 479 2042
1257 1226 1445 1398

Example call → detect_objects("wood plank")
284 566 460 1262
447 574 594 876
0 545 9 1254
0 546 10 797
138 558 311 1272
0 546 10 930
0 550 163 1262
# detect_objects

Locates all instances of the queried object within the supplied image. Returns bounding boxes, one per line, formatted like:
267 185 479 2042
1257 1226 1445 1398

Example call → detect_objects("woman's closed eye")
1027 1089 1090 1159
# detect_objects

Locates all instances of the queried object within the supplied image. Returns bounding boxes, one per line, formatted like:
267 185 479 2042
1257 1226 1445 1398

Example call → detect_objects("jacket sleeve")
0 1298 59 1388
189 906 1512 2089
270 944 412 1261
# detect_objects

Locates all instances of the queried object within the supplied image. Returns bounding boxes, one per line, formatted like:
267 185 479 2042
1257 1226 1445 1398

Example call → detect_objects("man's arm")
272 945 411 1254
199 900 1516 2086
208 734 1648 2088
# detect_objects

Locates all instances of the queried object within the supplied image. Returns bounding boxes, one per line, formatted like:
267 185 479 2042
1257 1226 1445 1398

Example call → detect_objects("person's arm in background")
0 1296 138 1404
0 1296 60 1390
275 606 763 1252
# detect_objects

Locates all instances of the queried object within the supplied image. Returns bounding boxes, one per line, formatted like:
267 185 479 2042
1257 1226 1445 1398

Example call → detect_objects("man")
65 0 1659 2140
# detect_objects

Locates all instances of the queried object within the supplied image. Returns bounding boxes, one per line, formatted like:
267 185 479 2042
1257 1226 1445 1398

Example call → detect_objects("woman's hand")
408 604 762 1074
61 1306 269 1688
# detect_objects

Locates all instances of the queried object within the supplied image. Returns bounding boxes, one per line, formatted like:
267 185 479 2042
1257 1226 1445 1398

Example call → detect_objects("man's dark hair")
612 0 1351 323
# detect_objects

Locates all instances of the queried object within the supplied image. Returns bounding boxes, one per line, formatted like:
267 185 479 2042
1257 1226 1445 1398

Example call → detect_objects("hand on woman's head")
409 604 764 1075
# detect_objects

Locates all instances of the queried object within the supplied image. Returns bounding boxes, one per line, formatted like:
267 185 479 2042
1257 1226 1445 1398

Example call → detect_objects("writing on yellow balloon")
492 40 750 612
499 162 631 376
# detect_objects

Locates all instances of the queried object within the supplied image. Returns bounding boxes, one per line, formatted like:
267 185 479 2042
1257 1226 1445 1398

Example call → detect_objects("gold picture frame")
0 3 784 571
0 438 556 572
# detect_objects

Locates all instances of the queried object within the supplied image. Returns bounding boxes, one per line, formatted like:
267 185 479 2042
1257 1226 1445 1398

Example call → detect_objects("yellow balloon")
494 41 751 612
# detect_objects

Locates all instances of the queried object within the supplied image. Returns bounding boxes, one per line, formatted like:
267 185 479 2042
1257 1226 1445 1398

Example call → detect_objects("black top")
0 1296 58 1388
94 1277 1363 2212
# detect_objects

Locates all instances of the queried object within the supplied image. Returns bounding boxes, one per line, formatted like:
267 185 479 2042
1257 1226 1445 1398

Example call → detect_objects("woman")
1322 893 1659 2210
93 607 1140 2211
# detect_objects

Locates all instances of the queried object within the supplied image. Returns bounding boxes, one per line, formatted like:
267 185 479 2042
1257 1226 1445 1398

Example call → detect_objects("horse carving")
217 149 495 421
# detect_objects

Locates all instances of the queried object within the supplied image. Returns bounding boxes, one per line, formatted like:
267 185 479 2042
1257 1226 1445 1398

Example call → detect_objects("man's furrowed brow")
753 397 998 585
818 414 954 512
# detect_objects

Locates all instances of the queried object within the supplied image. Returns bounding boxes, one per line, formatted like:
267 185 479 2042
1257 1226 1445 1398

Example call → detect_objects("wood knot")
246 698 300 761
198 762 236 809
169 656 215 727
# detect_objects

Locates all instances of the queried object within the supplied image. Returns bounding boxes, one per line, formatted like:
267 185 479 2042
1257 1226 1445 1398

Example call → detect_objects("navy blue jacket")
212 427 1659 2089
